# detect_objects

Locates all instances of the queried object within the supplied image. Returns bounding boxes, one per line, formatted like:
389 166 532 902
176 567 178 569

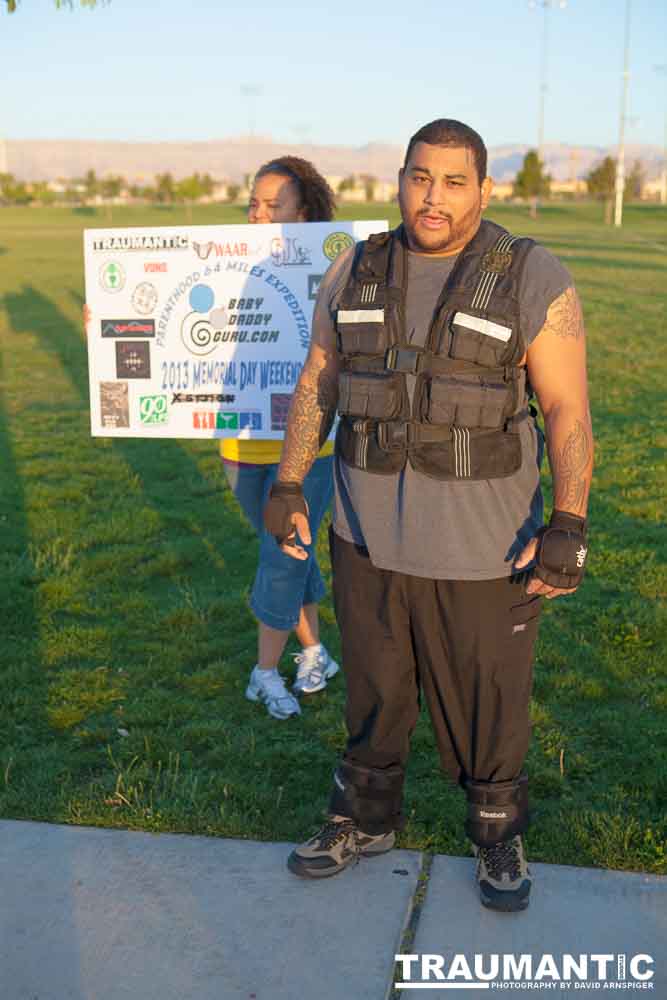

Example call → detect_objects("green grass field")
0 202 665 873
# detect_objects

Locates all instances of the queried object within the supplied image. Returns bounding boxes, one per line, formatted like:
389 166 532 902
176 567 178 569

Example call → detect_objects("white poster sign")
84 220 387 438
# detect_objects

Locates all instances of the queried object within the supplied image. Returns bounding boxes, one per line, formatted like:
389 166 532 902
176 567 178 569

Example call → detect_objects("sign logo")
240 411 262 430
101 319 155 338
192 240 249 260
92 234 188 252
192 411 239 430
270 236 312 267
394 952 656 991
139 394 168 425
100 381 129 428
308 274 324 300
323 231 355 261
171 393 236 404
99 260 125 293
132 282 158 315
115 341 151 379
181 313 221 357
179 282 226 356
270 393 292 431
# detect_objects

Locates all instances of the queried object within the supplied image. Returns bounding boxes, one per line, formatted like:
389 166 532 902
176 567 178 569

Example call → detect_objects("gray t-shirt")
315 240 572 580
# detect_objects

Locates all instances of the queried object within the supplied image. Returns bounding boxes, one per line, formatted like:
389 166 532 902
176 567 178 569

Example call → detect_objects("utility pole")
240 85 262 140
655 65 667 206
529 0 567 163
614 0 632 227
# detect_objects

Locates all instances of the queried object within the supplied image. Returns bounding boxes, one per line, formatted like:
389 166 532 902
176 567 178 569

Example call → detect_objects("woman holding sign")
222 156 338 720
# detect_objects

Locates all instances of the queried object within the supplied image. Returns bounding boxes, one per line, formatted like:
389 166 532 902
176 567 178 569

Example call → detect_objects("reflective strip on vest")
338 309 385 325
453 426 471 478
453 311 512 343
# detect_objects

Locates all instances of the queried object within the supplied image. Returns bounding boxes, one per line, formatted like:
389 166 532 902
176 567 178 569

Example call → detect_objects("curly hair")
255 156 336 222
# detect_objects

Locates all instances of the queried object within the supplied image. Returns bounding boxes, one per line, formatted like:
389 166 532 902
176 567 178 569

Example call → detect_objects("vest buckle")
377 420 415 450
384 347 424 373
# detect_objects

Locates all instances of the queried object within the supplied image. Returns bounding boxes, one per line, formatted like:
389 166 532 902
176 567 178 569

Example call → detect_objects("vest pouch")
336 418 406 475
448 311 512 368
425 375 511 430
338 371 403 421
336 317 389 357
410 425 523 481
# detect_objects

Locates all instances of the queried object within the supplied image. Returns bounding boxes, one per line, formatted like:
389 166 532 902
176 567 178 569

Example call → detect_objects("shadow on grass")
0 342 52 805
2 285 254 661
72 206 97 217
0 345 111 989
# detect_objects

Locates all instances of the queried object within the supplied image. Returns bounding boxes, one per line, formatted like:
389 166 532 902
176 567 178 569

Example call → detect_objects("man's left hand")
514 537 576 599
515 510 588 599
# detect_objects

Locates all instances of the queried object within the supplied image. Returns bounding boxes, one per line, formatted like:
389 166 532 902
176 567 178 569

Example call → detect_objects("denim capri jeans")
223 456 334 631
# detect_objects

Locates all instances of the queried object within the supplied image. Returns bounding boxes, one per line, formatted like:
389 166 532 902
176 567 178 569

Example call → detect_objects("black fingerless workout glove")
263 482 308 544
534 509 588 590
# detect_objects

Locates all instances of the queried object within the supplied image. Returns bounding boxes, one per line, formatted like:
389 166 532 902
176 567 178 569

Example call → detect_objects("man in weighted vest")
263 119 593 911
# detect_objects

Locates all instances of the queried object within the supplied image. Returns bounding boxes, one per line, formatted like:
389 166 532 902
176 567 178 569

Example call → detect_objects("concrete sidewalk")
0 820 664 1000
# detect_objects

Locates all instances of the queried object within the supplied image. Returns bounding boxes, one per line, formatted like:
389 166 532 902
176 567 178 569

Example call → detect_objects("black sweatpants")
329 528 542 800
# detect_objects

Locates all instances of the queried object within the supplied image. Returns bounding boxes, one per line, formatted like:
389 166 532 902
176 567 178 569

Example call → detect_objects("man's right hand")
263 482 312 561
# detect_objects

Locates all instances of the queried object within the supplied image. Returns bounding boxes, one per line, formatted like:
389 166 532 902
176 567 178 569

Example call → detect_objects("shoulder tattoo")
546 287 584 341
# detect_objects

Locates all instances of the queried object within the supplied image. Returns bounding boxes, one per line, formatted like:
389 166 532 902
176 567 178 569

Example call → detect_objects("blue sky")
2 0 666 150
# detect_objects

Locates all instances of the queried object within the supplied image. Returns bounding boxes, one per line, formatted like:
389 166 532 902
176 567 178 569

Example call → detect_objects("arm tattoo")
546 287 584 341
277 363 339 483
551 418 591 513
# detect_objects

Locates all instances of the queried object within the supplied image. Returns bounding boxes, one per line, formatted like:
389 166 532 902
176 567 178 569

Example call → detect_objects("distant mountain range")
1 136 664 184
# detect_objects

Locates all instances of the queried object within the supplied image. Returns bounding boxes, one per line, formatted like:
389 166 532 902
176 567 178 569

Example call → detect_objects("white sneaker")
292 645 339 695
246 666 301 720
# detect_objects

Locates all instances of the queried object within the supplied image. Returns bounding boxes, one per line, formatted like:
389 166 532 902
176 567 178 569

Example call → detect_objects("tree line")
0 156 648 223
0 169 239 208
514 151 646 221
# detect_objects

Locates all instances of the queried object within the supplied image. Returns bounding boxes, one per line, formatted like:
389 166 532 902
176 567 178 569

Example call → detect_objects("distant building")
373 180 398 202
550 179 587 197
641 177 667 203
489 182 514 201
199 181 231 204
326 174 397 203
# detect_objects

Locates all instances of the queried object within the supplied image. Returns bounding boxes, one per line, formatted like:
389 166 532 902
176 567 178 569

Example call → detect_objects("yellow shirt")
220 438 334 464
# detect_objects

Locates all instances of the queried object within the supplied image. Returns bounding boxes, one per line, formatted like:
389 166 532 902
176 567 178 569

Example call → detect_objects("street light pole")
655 65 667 206
240 84 262 140
614 0 632 227
530 1 567 163
537 2 549 159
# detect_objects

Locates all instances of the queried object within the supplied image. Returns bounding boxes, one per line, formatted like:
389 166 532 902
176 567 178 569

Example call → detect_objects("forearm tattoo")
551 418 592 513
277 366 339 483
547 287 584 340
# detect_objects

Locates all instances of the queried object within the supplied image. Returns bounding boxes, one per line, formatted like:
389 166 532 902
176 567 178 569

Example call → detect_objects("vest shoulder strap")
352 229 393 281
465 228 536 327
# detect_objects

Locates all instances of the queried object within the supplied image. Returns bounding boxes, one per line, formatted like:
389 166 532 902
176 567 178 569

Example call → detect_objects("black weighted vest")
334 219 535 480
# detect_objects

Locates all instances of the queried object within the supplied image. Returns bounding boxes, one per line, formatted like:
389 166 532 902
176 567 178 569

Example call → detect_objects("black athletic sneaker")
288 815 396 879
473 835 532 912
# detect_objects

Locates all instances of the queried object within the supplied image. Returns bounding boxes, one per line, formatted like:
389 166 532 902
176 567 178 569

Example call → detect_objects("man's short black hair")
403 119 487 184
